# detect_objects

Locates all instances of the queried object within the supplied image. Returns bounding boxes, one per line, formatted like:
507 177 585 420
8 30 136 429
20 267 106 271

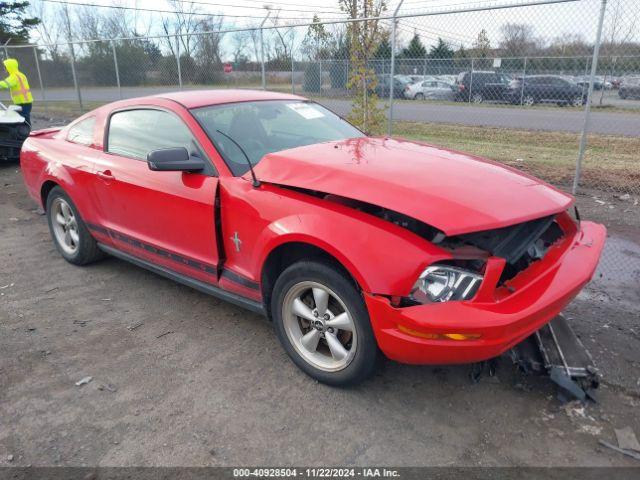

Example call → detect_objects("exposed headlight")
410 265 483 304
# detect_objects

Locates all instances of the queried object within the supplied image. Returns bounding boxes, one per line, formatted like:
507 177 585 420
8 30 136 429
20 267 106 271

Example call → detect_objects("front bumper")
365 221 606 365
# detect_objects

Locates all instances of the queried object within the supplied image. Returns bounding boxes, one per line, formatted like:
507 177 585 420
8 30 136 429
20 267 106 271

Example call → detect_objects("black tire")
271 260 380 386
522 94 535 106
45 186 104 265
415 92 424 100
471 92 483 104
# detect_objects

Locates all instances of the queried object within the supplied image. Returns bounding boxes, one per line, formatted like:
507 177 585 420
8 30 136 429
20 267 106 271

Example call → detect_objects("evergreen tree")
401 34 426 59
0 1 39 45
428 38 454 59
374 37 392 59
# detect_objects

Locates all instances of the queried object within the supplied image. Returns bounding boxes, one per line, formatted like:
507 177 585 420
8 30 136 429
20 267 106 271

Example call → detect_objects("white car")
404 79 455 100
0 102 30 162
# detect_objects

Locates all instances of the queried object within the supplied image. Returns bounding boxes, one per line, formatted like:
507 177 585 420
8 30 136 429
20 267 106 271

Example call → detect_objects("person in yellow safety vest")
0 58 33 126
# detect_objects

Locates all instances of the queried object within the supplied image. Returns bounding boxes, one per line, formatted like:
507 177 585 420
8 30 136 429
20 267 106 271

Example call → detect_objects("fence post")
573 0 608 195
175 36 183 90
319 59 323 94
2 39 10 60
388 0 405 136
68 42 83 113
468 58 474 103
32 46 48 116
111 40 122 99
520 56 527 105
291 50 295 94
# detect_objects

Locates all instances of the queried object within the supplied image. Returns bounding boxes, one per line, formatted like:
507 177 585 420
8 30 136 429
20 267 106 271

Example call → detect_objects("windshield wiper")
215 129 261 187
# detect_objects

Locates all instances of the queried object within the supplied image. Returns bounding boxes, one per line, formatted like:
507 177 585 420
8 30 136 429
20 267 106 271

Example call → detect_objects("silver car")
405 79 455 100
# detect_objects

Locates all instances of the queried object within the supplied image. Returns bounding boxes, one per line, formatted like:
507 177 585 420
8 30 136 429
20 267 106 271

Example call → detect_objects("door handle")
97 170 115 181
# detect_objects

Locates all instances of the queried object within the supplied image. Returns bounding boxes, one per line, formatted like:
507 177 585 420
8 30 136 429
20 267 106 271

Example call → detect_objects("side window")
107 109 197 160
67 117 96 146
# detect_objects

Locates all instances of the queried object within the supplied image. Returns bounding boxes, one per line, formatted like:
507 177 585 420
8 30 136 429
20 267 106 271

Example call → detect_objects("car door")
92 107 220 285
435 81 453 100
536 76 555 101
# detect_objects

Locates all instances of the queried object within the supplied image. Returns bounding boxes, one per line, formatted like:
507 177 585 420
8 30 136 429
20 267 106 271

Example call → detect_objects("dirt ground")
1 115 639 467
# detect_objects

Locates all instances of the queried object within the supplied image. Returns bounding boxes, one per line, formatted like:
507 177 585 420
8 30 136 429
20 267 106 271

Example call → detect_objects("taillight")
459 84 465 91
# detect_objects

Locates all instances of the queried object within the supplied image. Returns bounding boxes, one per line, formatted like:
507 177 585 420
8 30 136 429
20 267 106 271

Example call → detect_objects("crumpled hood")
252 137 573 236
3 58 18 74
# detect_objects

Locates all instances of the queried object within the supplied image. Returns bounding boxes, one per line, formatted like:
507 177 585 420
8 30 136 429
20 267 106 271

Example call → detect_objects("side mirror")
147 147 205 172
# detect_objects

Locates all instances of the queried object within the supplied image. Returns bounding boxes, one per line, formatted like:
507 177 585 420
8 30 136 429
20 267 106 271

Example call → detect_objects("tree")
472 29 491 58
499 23 540 57
340 0 387 134
428 38 454 59
401 33 425 59
374 36 391 59
0 1 39 45
302 15 330 60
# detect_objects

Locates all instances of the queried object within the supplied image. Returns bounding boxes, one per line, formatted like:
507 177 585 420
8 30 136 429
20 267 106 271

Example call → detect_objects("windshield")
191 100 364 175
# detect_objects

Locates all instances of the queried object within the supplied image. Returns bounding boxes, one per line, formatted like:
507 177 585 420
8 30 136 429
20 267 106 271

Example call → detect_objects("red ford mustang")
20 90 606 385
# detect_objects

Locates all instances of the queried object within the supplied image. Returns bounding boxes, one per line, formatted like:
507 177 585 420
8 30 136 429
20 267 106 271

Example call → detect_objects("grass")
393 121 640 193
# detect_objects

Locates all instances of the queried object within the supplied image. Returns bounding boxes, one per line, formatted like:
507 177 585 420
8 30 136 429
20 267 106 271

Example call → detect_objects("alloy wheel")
282 281 357 372
50 197 80 256
523 95 535 106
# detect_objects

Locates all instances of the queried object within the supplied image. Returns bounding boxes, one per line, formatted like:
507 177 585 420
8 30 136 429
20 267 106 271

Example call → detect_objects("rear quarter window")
67 117 96 146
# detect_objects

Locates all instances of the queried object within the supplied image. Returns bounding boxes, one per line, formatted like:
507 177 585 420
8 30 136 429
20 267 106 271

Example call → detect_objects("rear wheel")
46 186 103 265
271 260 379 386
415 92 424 100
522 94 535 106
471 92 483 103
571 95 584 107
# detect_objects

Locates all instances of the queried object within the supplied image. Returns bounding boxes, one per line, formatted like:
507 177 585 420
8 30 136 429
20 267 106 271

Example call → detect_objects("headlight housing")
410 265 483 304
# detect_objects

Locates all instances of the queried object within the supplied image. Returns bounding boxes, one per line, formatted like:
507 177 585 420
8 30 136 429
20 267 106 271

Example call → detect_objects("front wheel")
46 186 104 265
414 92 424 100
271 260 379 386
522 94 535 106
471 92 483 103
571 95 584 107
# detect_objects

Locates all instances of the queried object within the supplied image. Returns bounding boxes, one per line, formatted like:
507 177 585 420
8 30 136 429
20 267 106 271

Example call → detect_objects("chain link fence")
2 0 638 199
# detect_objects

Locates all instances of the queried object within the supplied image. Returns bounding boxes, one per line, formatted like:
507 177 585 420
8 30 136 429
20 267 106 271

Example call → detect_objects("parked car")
436 74 457 85
20 90 606 386
375 75 412 98
454 71 511 103
408 75 435 84
506 75 587 106
0 102 30 162
404 79 455 100
618 77 640 99
576 76 613 91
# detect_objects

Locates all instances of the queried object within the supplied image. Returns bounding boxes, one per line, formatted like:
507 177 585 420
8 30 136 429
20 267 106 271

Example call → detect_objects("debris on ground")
156 331 174 339
73 320 88 327
75 376 93 387
127 322 144 331
598 440 640 461
97 383 117 393
0 283 14 290
614 427 640 452
6 454 14 462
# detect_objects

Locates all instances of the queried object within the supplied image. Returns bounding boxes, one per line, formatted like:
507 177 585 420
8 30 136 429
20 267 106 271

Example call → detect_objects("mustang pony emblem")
231 231 242 252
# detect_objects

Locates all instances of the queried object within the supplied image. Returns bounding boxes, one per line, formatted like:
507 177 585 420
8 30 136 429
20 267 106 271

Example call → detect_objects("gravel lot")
1 115 639 467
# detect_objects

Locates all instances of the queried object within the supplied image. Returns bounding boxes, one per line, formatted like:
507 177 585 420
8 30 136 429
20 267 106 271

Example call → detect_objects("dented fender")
219 179 452 296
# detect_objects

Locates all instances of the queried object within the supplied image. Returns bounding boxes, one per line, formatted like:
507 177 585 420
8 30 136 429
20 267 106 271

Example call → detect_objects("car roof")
151 89 305 108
